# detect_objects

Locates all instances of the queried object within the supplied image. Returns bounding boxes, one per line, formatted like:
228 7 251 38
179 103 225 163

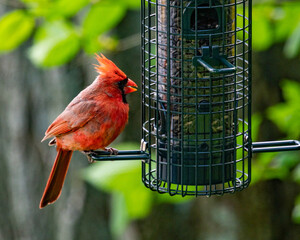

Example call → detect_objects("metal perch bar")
89 150 150 161
250 140 300 153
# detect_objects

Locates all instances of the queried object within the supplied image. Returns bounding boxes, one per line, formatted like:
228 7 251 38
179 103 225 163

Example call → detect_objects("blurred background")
0 0 300 239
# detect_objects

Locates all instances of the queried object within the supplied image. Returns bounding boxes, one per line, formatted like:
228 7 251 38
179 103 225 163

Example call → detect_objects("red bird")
40 54 137 208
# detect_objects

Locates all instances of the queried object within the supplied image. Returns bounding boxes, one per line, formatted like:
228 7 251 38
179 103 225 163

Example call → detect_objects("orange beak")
124 78 138 94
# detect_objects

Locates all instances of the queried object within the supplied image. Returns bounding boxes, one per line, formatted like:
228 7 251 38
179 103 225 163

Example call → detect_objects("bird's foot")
81 148 118 163
105 147 119 155
82 151 96 163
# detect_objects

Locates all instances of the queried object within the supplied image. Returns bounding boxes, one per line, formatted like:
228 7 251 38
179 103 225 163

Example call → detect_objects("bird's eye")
117 78 128 90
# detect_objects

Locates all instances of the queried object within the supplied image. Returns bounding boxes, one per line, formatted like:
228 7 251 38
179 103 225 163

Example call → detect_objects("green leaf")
21 0 89 18
28 20 80 67
83 35 119 54
249 2 300 52
83 2 126 38
54 0 89 17
281 80 300 103
284 22 300 58
252 6 274 51
0 10 34 52
267 80 300 138
82 37 102 54
82 1 126 53
274 4 300 43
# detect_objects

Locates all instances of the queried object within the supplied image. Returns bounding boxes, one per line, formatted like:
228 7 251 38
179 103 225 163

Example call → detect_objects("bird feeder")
90 0 300 196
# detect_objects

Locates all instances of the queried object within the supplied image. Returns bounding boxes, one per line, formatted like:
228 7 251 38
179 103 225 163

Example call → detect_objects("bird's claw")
105 147 118 155
81 148 118 163
82 151 96 163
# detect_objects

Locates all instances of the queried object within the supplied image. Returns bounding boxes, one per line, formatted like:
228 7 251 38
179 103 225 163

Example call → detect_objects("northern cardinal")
40 54 137 208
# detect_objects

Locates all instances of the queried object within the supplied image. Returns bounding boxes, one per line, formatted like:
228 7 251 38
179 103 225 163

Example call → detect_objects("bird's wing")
42 99 101 141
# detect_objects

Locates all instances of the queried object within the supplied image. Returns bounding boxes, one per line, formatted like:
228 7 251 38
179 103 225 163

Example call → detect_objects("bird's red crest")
94 54 127 80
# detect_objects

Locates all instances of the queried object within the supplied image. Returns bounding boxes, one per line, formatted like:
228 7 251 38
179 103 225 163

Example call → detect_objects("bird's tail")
40 148 73 208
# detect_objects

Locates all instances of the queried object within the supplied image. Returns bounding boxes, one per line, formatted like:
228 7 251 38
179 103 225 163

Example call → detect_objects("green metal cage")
90 0 300 197
141 0 251 196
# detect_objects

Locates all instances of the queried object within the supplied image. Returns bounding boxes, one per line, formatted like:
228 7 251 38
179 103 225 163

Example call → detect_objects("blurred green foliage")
1 1 300 65
0 10 34 51
28 20 80 66
268 80 300 139
267 80 300 223
251 79 300 223
252 80 300 185
0 0 140 66
252 1 300 56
